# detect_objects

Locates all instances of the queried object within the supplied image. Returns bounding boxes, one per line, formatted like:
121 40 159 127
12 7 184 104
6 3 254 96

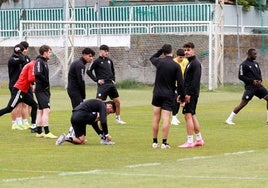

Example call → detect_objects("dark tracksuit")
182 55 201 115
86 56 118 100
239 57 268 100
8 52 27 90
86 56 115 83
150 49 185 111
71 99 109 137
67 57 87 109
34 56 50 109
239 58 262 86
184 56 201 97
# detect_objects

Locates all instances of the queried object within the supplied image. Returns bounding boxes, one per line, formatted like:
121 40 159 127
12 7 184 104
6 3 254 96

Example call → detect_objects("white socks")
196 132 202 141
227 111 236 121
16 117 23 126
116 115 121 120
187 135 194 143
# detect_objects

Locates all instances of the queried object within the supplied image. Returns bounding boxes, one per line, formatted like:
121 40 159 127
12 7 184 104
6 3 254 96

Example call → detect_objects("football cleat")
36 133 45 138
194 139 205 147
161 143 171 149
178 142 195 148
11 125 24 130
116 119 126 125
100 139 115 145
152 142 159 148
171 118 180 125
225 119 235 125
55 133 66 146
44 132 58 139
22 124 30 130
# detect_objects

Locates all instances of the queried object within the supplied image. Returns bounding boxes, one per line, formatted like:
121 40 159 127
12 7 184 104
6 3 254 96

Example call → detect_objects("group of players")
56 44 127 146
0 43 58 138
1 42 267 149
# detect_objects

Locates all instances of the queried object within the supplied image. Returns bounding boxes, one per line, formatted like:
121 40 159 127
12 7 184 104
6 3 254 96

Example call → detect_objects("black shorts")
71 111 97 138
242 85 268 100
35 91 50 109
152 95 174 111
183 95 199 115
96 83 119 100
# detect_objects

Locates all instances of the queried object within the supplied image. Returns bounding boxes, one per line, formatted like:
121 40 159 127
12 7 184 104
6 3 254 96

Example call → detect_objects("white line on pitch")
1 149 264 183
2 176 45 183
125 162 161 168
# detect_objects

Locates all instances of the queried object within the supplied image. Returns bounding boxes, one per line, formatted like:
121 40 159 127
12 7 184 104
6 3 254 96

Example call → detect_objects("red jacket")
14 60 36 93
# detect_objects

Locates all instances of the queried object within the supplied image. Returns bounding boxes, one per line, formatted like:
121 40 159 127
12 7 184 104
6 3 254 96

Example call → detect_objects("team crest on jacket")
108 60 111 64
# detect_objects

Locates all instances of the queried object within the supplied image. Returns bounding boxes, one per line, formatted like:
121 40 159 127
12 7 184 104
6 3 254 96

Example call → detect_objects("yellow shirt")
173 57 189 77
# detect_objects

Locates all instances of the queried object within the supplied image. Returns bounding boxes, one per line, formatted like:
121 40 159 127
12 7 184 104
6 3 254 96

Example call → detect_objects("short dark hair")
247 48 256 55
20 41 29 49
39 45 52 55
82 48 95 56
161 44 172 55
105 101 116 113
176 48 185 56
183 42 195 49
100 44 109 51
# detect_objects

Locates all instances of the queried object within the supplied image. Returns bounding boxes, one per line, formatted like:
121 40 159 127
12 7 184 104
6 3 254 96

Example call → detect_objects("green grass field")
1 85 268 188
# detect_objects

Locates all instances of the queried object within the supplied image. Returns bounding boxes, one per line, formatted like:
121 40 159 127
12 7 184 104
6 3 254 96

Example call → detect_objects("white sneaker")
225 119 235 125
171 117 180 125
55 133 66 146
116 119 126 124
100 139 115 145
152 143 159 148
161 143 171 149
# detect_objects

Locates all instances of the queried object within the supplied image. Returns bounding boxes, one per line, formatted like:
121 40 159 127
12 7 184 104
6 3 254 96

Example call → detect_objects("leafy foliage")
238 0 268 11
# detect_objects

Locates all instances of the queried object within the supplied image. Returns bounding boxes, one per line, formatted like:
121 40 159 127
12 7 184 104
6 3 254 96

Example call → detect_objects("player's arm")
149 49 162 66
186 62 201 96
91 121 103 135
110 59 116 82
98 103 109 135
176 65 185 103
75 64 86 99
34 60 49 87
86 60 97 82
238 64 253 85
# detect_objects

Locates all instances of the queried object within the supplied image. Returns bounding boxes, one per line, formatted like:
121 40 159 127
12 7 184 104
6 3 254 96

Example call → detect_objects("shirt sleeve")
86 60 98 82
75 63 86 99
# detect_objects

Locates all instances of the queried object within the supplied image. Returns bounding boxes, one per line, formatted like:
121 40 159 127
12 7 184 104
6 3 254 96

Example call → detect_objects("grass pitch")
1 85 268 188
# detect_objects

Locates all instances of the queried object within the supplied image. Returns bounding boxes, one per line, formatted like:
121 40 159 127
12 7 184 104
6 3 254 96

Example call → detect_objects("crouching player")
56 99 116 146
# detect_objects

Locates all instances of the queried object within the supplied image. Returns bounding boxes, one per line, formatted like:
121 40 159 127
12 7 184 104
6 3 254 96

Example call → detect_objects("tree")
238 0 267 11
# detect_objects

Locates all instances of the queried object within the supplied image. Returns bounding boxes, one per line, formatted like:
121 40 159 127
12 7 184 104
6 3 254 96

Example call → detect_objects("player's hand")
98 79 104 85
185 95 191 104
257 80 262 87
253 80 262 87
15 47 21 53
177 95 184 104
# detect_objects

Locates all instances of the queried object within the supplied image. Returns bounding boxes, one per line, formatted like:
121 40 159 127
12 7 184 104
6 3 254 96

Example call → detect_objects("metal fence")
0 3 213 38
